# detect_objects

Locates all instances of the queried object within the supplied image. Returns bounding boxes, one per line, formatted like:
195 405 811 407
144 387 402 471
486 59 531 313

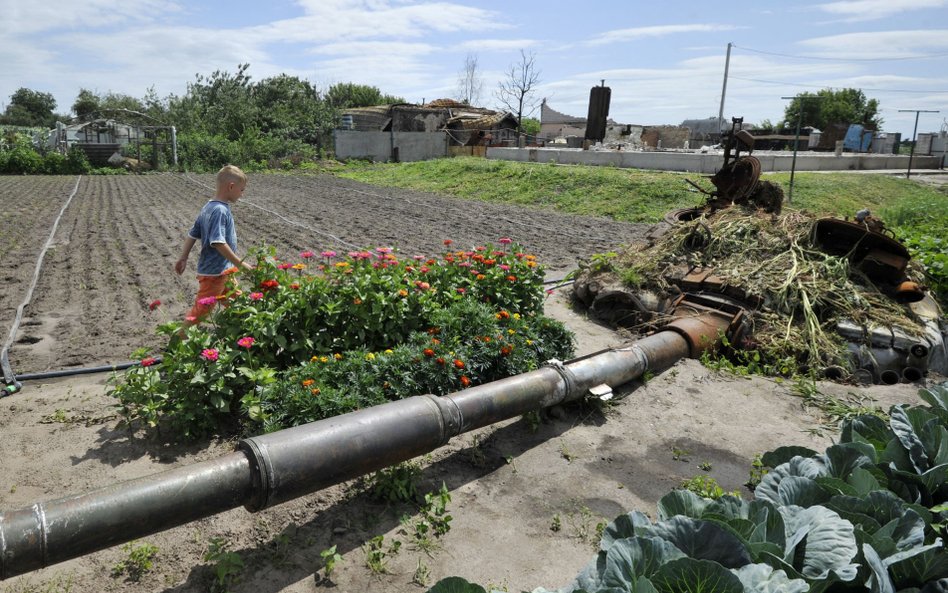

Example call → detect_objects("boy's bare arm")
213 242 253 271
174 237 197 275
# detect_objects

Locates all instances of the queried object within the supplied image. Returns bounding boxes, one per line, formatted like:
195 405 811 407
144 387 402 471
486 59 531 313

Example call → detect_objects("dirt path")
0 173 931 593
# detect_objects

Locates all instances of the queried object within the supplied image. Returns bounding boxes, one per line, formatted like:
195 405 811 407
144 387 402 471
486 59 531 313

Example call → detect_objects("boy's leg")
184 275 229 326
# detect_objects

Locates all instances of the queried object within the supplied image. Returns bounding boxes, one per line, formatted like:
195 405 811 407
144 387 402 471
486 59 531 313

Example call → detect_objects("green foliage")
326 82 404 109
1 88 58 127
203 537 243 593
370 461 421 503
320 545 341 579
679 475 739 499
363 535 401 574
109 241 574 437
783 87 882 131
401 483 453 553
110 541 159 582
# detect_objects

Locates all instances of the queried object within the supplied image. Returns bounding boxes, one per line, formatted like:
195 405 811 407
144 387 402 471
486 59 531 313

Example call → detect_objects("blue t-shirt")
188 200 237 275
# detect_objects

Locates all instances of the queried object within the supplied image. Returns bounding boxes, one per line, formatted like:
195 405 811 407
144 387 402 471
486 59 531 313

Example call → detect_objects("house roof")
541 101 585 125
447 112 517 131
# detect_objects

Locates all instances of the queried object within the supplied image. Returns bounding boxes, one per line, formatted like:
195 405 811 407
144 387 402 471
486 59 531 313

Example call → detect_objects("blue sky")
2 0 946 138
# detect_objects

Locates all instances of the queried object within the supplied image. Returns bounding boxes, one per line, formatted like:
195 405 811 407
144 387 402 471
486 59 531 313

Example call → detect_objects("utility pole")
781 95 825 204
897 109 939 179
717 43 732 133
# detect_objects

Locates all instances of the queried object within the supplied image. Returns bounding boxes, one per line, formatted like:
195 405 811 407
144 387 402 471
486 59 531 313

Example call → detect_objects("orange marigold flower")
460 376 471 387
507 275 517 282
334 353 343 360
496 310 510 320
476 274 486 281
431 338 440 345
484 259 495 266
436 357 445 366
427 327 440 335
335 262 349 268
353 298 362 305
526 261 537 268
453 359 465 369
222 267 240 275
423 348 436 357
302 379 315 387
311 388 321 395
398 289 408 297
500 345 513 356
482 336 491 342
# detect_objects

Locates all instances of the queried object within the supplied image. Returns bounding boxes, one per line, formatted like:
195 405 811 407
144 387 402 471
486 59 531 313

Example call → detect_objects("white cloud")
587 24 742 46
455 39 540 52
818 0 947 22
799 30 948 59
0 0 181 34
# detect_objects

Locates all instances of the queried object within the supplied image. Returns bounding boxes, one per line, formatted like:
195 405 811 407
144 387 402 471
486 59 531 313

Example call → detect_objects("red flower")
148 299 161 311
423 348 436 357
460 376 471 387
259 279 280 291
499 237 513 245
443 239 453 246
140 357 157 367
436 357 446 366
507 275 517 282
453 359 465 369
500 345 513 356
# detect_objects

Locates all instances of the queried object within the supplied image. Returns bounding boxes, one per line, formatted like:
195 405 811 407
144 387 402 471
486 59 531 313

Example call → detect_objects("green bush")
64 146 91 174
1 146 43 174
42 151 67 174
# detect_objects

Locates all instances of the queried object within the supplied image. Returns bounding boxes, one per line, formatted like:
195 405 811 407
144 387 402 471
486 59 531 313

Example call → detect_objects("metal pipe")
0 319 723 579
880 369 901 385
902 366 924 383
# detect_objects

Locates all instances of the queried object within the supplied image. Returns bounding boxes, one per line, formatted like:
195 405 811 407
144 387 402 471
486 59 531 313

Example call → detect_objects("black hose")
11 359 160 383
2 176 83 393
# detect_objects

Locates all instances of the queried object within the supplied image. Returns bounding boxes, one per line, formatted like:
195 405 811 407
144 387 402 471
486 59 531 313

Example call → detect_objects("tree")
455 53 483 106
326 83 404 109
496 50 541 132
71 89 145 120
1 87 57 127
783 88 882 132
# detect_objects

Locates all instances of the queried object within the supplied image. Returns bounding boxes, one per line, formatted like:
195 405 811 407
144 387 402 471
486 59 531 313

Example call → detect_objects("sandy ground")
0 173 935 593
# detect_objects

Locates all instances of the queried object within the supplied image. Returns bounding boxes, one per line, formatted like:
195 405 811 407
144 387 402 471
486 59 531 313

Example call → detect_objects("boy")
174 165 253 325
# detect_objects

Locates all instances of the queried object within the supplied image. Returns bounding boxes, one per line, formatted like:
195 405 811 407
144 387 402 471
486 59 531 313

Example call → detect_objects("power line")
729 75 948 94
732 44 948 63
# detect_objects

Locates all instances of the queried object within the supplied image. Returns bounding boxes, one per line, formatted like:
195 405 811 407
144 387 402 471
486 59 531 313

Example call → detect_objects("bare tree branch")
495 49 541 131
456 53 483 106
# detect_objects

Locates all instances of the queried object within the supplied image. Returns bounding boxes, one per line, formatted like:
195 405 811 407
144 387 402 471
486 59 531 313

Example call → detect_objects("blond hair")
216 164 247 188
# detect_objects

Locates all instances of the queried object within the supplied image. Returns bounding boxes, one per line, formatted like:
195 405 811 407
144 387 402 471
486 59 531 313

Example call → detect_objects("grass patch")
334 158 948 227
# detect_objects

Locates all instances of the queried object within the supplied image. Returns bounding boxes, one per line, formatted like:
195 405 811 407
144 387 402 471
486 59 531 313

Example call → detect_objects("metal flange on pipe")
0 298 741 579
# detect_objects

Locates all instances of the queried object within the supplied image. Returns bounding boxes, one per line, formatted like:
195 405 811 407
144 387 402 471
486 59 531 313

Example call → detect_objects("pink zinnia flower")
201 348 219 362
300 251 315 259
277 263 292 270
475 246 486 252
499 264 510 271
148 299 161 311
456 287 466 294
237 336 255 349
375 247 393 254
413 255 425 261
499 237 513 245
321 250 337 258
443 239 453 246
198 296 218 307
140 357 157 367
185 315 197 323
249 292 264 301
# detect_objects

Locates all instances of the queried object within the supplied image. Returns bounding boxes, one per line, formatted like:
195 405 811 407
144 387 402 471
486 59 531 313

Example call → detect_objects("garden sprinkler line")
177 173 361 250
2 176 83 396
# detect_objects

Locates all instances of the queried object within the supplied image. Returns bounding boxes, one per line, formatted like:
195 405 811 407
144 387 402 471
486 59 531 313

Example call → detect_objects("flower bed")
109 240 574 437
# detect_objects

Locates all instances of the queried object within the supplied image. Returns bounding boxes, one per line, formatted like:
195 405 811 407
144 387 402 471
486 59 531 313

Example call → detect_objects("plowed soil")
0 173 925 593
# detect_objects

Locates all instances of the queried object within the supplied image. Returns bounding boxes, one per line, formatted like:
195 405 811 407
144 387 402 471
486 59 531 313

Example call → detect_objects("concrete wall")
486 147 943 173
334 130 447 162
